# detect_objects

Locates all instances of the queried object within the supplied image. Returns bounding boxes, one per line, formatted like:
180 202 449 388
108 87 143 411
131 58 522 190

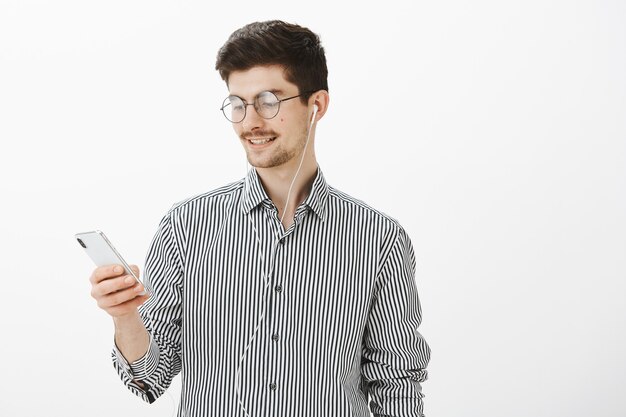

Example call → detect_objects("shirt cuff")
112 335 160 380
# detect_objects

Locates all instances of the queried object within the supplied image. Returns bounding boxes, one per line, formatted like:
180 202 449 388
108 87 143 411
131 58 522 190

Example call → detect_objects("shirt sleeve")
111 211 184 404
362 225 431 417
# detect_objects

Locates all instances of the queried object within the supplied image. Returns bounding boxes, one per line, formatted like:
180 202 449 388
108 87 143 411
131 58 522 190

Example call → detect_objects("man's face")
226 65 311 169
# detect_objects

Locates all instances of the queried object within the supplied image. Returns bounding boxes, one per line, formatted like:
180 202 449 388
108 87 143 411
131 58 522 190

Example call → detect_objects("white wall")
1 1 624 416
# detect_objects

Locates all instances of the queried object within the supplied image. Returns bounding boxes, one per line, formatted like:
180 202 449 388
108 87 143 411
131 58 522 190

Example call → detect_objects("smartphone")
75 230 147 295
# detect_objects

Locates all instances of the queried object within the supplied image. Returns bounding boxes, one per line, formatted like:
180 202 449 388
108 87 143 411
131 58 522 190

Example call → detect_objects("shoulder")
326 185 405 237
165 178 244 219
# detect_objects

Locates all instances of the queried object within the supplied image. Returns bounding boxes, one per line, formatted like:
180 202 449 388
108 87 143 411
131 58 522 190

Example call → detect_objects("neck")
255 156 318 217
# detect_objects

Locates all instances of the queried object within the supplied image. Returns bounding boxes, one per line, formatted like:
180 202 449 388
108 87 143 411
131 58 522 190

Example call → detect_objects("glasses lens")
255 91 280 119
222 96 245 123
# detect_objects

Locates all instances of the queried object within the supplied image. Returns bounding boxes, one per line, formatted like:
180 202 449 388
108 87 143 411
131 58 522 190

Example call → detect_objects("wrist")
113 309 142 326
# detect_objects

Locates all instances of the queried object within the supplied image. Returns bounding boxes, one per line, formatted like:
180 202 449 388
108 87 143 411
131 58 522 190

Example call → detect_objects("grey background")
1 0 624 416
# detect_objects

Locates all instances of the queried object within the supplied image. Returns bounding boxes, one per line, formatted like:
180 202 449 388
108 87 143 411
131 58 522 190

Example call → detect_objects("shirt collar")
241 166 329 222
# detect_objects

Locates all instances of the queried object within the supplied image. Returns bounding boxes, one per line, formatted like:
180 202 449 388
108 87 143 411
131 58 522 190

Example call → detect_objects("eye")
221 95 248 123
260 101 278 110
256 91 279 107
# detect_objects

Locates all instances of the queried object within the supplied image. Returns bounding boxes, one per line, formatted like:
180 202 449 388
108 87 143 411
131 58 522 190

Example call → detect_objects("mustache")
240 130 278 140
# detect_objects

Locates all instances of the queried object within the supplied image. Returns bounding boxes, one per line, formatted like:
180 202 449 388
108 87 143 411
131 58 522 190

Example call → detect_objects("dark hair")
215 20 328 103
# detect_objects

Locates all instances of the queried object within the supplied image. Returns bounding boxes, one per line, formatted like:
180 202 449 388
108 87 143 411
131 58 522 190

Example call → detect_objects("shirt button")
278 238 285 245
274 284 282 293
271 333 279 342
269 383 277 391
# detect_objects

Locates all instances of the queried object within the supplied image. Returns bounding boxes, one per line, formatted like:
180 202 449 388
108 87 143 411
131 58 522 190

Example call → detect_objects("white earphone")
236 100 320 417
311 104 318 124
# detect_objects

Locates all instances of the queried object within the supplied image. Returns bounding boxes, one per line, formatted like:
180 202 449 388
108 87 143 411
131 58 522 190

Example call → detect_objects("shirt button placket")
269 236 284 407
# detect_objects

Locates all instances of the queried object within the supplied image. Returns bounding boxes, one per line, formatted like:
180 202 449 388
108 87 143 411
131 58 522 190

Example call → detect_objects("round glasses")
220 91 305 123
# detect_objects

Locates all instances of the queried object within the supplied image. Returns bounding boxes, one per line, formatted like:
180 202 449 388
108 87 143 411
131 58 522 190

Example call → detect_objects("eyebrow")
229 89 287 101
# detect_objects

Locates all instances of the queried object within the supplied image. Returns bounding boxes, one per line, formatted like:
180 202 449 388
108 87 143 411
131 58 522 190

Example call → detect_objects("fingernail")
124 276 134 284
115 266 123 274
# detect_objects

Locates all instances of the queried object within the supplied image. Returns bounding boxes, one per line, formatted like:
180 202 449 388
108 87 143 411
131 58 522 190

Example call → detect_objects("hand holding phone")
76 230 150 317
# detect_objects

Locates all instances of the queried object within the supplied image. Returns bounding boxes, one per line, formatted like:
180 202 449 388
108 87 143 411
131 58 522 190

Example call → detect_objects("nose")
241 103 265 131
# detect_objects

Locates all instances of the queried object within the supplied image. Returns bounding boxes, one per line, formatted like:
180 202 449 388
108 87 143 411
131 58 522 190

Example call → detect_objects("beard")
241 126 309 169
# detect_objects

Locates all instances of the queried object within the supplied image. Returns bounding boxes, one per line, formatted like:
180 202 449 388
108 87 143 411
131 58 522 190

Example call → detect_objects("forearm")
113 310 150 363
364 226 430 416
110 212 184 403
112 313 177 401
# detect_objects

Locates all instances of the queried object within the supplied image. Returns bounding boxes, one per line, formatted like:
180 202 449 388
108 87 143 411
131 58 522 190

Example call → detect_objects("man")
89 20 430 417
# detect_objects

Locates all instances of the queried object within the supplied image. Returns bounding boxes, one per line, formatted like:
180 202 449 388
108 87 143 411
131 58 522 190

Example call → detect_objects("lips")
248 137 276 145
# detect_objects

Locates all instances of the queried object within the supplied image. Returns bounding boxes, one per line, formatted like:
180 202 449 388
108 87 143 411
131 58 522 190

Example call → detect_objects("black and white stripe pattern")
112 166 430 416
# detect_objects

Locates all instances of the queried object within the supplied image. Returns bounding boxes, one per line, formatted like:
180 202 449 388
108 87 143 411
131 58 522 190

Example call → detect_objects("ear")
309 90 330 123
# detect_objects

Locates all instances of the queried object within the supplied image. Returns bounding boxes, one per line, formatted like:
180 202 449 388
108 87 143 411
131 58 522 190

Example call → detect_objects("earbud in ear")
311 104 319 123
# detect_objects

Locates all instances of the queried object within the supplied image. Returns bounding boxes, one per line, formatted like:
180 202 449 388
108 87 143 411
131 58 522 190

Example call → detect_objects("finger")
106 294 150 317
129 264 140 278
97 282 147 308
90 265 126 284
91 275 139 299
98 283 147 309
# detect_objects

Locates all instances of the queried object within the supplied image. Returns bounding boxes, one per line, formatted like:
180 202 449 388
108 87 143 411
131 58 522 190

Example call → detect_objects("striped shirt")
112 166 430 417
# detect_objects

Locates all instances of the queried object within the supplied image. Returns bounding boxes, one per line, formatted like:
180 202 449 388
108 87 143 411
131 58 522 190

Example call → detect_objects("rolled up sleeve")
111 210 184 404
362 226 431 417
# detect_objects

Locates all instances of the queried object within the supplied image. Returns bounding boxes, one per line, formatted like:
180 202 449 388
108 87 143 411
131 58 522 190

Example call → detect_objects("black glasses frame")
220 90 312 123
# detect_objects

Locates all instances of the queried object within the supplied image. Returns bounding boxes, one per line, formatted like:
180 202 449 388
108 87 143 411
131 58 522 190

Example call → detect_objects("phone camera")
77 238 86 248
